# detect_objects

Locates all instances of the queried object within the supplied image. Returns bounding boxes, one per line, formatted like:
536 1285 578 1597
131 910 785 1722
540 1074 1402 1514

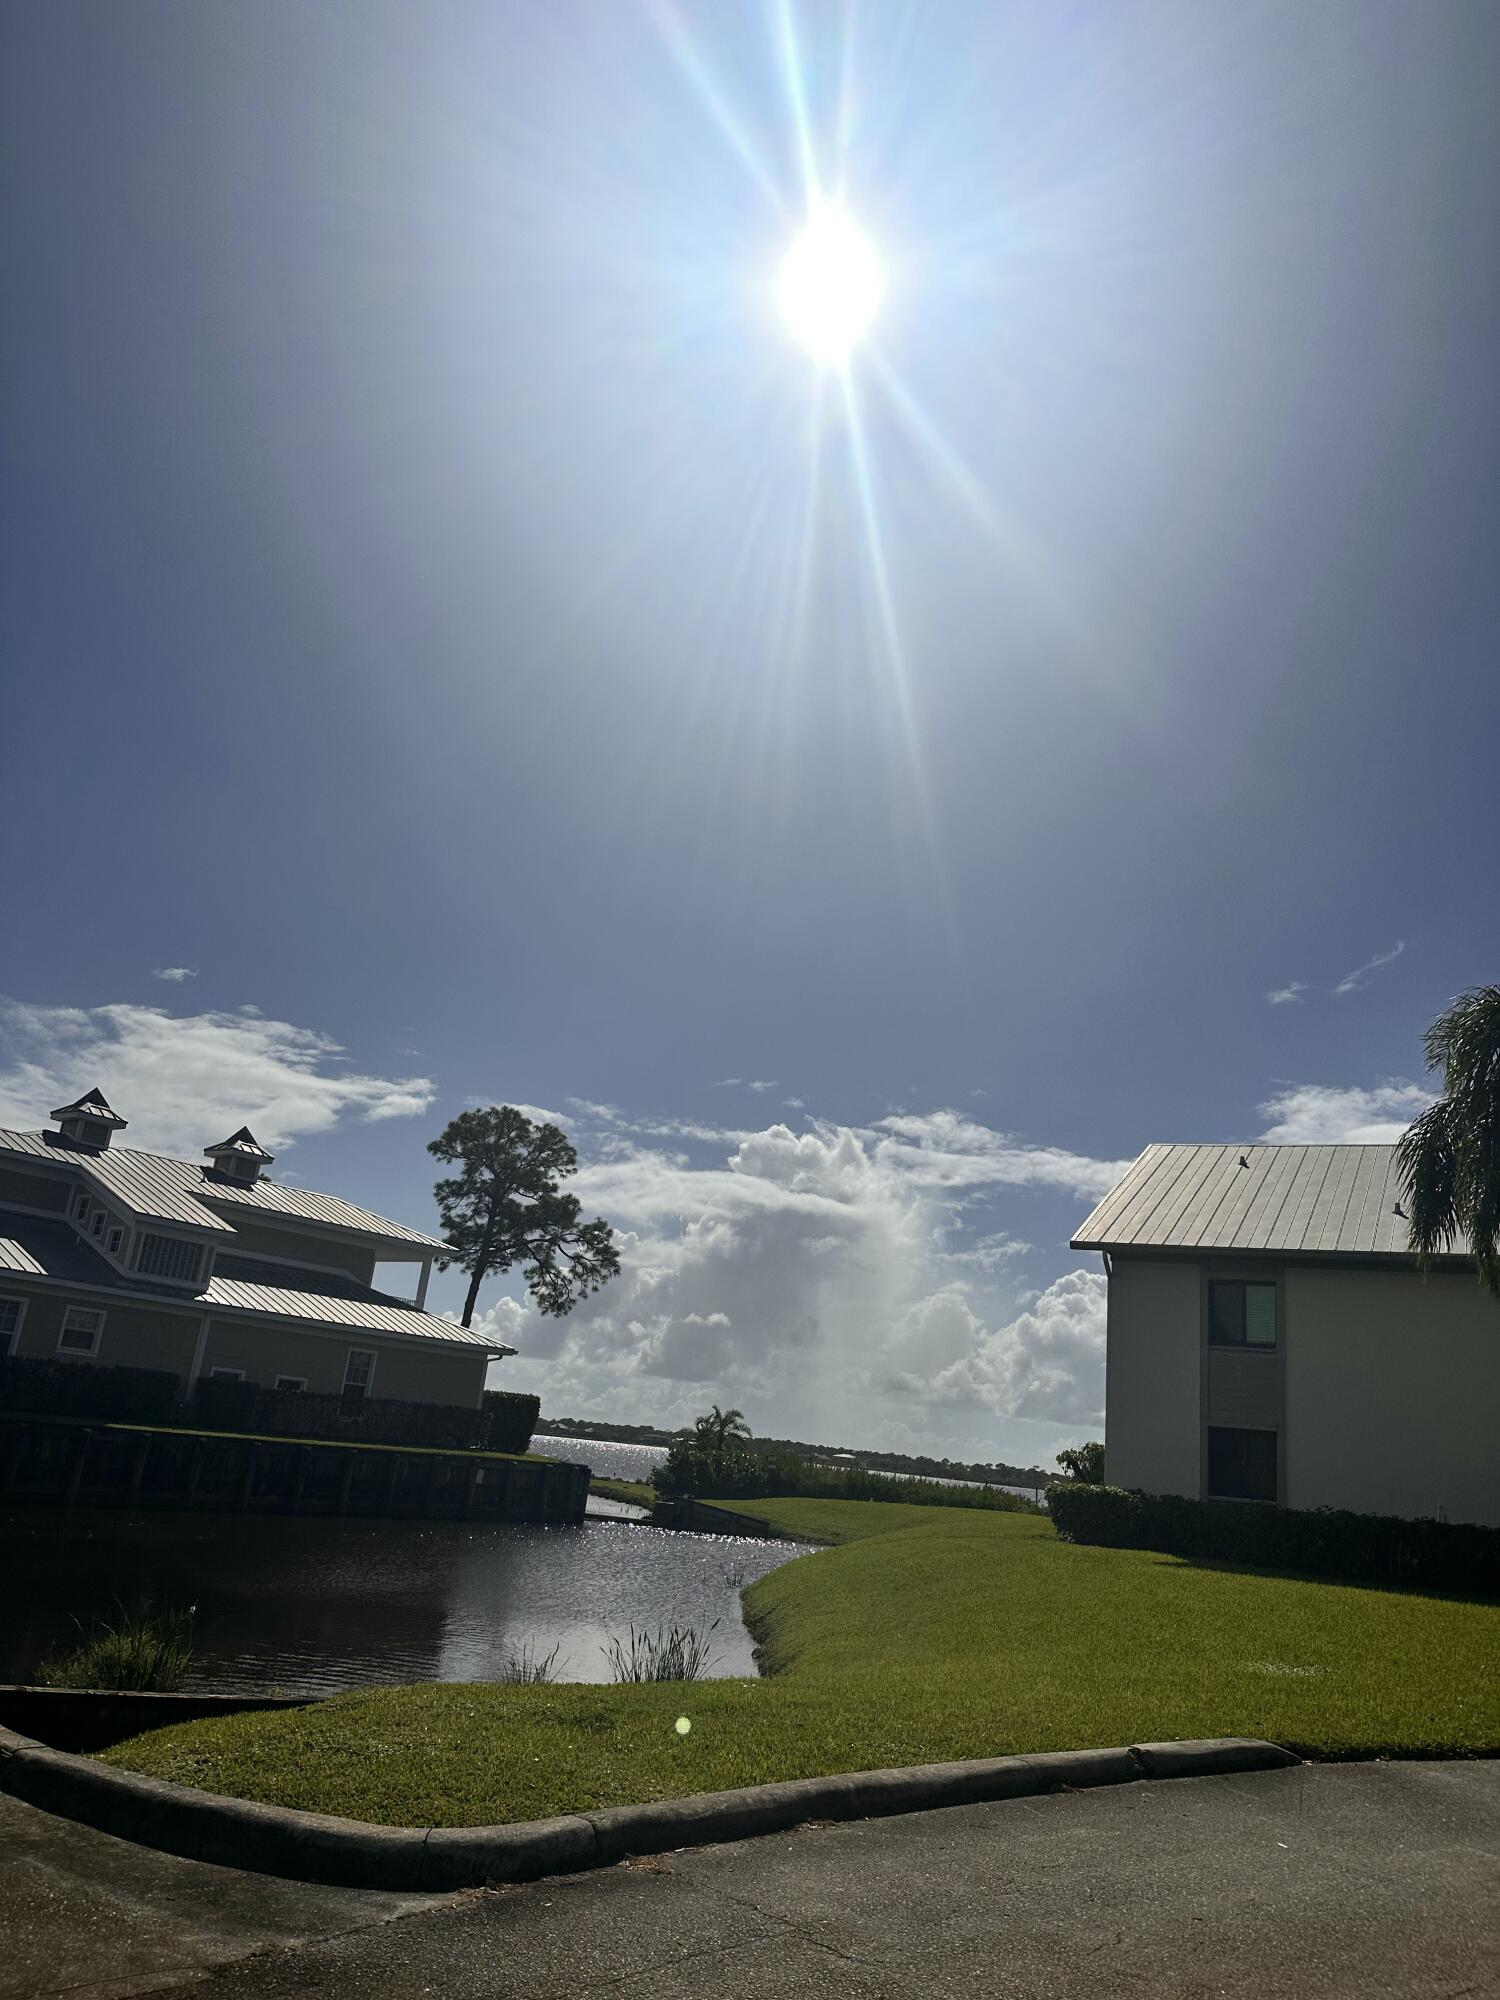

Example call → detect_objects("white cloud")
1266 982 1306 1006
1256 1080 1434 1144
153 966 198 984
746 1080 778 1093
783 1097 805 1111
1332 940 1406 997
0 999 435 1156
487 1112 1122 1448
892 1270 1107 1426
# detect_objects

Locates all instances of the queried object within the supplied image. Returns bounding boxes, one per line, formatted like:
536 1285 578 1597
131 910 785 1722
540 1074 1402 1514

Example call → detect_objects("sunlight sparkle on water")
776 207 882 364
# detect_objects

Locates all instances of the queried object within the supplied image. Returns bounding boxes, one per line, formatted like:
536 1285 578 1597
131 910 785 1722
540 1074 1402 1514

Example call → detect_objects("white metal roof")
0 1217 495 1347
1071 1143 1463 1260
0 1128 447 1250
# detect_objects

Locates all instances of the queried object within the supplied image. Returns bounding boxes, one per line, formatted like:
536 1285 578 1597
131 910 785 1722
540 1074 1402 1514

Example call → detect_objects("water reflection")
1 1509 809 1694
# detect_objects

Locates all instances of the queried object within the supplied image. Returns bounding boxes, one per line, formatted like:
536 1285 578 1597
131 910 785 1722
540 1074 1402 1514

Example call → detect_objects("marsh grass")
495 1639 562 1684
604 1621 720 1683
38 1598 195 1691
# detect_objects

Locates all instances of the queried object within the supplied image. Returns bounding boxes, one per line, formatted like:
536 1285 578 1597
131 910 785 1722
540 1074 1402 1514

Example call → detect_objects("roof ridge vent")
204 1125 275 1186
50 1087 127 1149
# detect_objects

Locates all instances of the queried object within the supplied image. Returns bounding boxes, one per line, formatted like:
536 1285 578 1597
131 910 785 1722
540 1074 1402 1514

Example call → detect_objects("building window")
0 1296 24 1356
74 1192 91 1221
275 1375 307 1392
209 1367 245 1382
57 1308 105 1357
343 1349 376 1397
134 1234 203 1284
107 1228 124 1257
1208 1279 1276 1348
1208 1426 1278 1503
91 1210 108 1239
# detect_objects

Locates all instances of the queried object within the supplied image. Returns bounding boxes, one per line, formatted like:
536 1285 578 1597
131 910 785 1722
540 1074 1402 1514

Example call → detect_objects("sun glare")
776 207 882 365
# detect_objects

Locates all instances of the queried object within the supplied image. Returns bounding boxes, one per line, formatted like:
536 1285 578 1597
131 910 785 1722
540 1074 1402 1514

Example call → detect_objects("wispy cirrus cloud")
1332 940 1407 997
0 999 434 1156
153 966 197 984
1266 982 1306 1006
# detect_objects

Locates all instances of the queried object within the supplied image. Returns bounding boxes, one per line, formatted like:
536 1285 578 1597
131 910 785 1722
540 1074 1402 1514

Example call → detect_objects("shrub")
651 1437 1042 1515
479 1389 540 1456
37 1599 195 1691
0 1354 179 1426
1047 1482 1500 1596
604 1622 720 1683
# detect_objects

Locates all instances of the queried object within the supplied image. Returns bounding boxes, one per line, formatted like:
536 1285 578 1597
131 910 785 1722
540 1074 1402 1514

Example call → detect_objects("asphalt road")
2 1761 1496 1999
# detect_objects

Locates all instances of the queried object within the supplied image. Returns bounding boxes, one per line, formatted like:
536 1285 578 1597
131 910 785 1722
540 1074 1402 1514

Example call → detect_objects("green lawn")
105 1504 1500 1826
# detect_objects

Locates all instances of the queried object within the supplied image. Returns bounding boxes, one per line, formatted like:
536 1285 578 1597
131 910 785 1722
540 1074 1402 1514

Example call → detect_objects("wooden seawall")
0 1415 589 1525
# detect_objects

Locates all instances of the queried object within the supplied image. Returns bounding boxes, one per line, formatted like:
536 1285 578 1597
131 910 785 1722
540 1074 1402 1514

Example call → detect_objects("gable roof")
0 1128 448 1251
1071 1143 1465 1261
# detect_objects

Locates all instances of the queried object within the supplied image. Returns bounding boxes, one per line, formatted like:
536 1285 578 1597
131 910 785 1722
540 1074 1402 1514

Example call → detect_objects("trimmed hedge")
190 1379 539 1456
1048 1481 1500 1596
0 1354 180 1426
480 1388 541 1456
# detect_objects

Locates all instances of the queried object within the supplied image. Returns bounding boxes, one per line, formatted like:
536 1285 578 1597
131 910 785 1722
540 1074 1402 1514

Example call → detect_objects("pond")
0 1509 812 1695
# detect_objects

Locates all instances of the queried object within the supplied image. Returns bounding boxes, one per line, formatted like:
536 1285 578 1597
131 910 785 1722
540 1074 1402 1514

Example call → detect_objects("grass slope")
106 1505 1500 1826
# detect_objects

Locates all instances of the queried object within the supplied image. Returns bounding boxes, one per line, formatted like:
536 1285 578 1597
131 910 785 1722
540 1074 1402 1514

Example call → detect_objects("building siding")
8 1284 201 1377
1284 1265 1500 1527
0 1168 71 1213
212 1220 378 1284
1103 1257 1201 1497
200 1320 488 1406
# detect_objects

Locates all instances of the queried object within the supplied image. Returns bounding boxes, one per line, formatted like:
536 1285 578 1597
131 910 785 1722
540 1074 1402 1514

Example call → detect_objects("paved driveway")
2 1760 1496 1998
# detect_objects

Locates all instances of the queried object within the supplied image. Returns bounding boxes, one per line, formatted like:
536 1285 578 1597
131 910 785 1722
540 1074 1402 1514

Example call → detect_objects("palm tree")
1397 985 1500 1298
694 1405 751 1466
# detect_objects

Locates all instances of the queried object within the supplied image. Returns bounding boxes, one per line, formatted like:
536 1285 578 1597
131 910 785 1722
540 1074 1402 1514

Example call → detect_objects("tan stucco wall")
7 1285 201 1378
214 1220 377 1285
1284 1265 1500 1527
1103 1257 1201 1497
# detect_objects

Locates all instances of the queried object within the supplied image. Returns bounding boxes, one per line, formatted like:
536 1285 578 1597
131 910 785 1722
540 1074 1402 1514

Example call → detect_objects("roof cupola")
50 1088 127 1150
203 1126 274 1186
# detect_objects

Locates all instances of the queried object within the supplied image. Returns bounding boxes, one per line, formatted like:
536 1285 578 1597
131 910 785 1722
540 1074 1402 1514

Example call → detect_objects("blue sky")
3 1 1497 1466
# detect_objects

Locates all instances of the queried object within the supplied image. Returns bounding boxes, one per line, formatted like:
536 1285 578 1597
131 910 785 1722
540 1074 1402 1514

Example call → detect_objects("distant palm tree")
694 1404 751 1464
1397 985 1500 1298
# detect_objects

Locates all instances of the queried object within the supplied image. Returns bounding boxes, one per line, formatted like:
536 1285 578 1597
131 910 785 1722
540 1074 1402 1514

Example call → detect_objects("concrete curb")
0 1723 1299 1890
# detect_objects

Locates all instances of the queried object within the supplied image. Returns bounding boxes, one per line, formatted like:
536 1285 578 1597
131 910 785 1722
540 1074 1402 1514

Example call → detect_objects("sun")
776 206 883 365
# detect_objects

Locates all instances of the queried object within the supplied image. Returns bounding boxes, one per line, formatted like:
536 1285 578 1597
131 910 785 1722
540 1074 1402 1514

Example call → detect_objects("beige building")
0 1089 510 1408
1073 1143 1500 1529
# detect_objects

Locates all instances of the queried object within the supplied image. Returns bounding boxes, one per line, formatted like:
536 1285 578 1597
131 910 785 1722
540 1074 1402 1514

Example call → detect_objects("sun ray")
644 0 788 215
773 0 822 206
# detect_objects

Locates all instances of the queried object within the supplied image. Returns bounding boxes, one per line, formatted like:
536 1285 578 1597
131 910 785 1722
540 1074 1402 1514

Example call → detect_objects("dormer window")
203 1126 274 1187
50 1088 128 1151
134 1233 204 1284
74 1192 91 1221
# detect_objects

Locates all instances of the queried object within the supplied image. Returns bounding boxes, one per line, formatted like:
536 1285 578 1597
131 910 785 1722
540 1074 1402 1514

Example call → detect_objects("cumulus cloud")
1256 1080 1433 1144
1266 982 1306 1006
1332 940 1406 997
0 999 435 1156
486 1112 1123 1446
153 966 198 984
892 1270 1107 1425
